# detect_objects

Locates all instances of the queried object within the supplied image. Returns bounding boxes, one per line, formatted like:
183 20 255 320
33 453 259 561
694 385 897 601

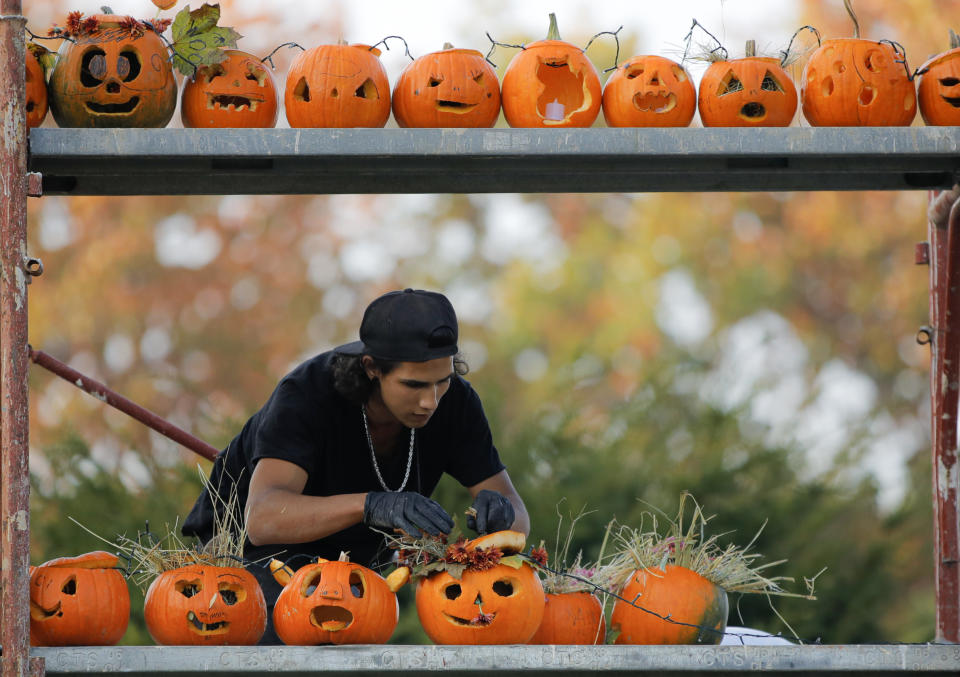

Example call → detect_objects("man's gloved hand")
466 490 515 535
363 491 454 538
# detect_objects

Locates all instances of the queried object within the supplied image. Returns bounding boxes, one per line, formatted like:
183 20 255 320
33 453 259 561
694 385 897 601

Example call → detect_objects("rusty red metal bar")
28 348 220 462
0 1 42 675
926 188 960 644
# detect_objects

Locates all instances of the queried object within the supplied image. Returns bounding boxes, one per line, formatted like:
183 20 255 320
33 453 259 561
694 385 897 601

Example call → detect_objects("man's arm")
467 469 530 536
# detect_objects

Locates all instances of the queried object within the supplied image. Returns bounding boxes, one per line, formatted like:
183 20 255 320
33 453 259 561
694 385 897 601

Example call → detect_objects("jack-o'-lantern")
48 14 177 128
501 13 602 128
272 556 398 645
285 41 390 128
611 565 729 645
392 43 501 128
30 551 130 646
143 564 266 645
528 591 605 644
800 0 915 126
917 30 960 126
602 55 696 127
698 41 798 127
26 46 49 129
181 49 278 128
414 531 545 645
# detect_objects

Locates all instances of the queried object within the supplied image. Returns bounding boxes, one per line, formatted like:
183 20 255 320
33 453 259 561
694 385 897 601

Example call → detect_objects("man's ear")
361 355 379 380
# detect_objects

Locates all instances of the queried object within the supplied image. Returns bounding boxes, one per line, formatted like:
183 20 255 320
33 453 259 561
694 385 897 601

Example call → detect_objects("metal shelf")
28 127 960 196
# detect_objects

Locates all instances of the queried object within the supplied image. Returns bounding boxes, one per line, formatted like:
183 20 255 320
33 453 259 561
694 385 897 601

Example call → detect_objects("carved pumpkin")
917 30 960 126
48 15 178 128
698 41 798 127
30 551 130 646
143 564 266 645
501 13 602 128
611 565 729 645
181 49 278 128
272 557 398 645
528 591 605 644
284 42 390 128
602 55 696 127
26 47 49 129
393 43 501 128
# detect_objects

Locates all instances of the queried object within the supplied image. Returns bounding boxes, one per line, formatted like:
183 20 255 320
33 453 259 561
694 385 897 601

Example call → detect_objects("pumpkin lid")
40 550 120 569
467 530 526 555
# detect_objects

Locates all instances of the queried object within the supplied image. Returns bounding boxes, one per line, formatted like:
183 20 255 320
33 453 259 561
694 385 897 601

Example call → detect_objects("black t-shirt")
182 351 505 569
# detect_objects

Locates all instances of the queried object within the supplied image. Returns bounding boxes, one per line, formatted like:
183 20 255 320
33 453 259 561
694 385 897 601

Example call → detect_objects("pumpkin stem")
443 42 454 50
843 0 860 39
545 13 561 41
950 29 960 49
745 40 756 58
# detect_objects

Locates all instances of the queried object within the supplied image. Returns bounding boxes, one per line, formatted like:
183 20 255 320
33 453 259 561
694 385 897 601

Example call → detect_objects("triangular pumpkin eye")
761 71 784 92
717 70 743 96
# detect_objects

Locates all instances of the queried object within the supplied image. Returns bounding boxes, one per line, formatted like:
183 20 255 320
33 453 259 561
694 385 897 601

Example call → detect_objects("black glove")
467 490 515 535
363 491 454 538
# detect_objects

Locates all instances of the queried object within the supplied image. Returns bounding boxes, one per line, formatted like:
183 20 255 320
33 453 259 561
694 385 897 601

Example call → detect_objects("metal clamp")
24 257 43 284
917 326 934 345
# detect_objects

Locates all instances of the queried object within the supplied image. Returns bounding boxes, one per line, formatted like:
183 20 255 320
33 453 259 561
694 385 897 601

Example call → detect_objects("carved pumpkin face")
143 565 266 645
181 50 278 128
611 565 729 645
501 15 601 128
273 559 398 645
918 46 960 126
48 16 177 128
602 55 696 127
801 38 916 126
392 46 501 128
30 551 130 646
699 56 798 127
26 48 49 129
284 43 390 128
415 561 545 644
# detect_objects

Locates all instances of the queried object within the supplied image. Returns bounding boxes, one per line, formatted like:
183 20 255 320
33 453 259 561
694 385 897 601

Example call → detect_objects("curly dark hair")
332 353 470 405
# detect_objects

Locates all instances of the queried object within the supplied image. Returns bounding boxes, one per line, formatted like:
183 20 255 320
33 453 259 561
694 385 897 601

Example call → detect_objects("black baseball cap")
335 289 459 362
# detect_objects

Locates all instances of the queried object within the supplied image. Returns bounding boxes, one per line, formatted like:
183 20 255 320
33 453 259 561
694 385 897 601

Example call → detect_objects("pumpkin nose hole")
106 81 121 94
61 578 77 595
349 570 365 598
293 77 310 102
445 584 462 600
354 78 379 99
648 73 660 86
492 580 513 597
821 76 834 96
473 593 483 605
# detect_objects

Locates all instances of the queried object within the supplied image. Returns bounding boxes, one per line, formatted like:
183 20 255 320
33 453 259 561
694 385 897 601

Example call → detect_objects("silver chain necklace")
361 405 414 492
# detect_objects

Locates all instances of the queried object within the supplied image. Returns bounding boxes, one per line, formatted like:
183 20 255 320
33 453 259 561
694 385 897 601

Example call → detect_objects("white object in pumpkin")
545 99 565 120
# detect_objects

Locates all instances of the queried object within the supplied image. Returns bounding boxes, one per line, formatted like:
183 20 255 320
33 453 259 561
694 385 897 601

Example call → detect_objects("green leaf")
499 555 525 569
27 43 57 77
169 3 242 76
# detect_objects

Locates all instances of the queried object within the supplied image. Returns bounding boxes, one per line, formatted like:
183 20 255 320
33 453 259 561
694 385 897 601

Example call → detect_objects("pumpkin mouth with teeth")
634 92 676 113
206 94 263 111
186 611 230 636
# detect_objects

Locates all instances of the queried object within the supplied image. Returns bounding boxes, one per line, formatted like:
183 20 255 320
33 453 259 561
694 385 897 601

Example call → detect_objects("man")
183 288 527 641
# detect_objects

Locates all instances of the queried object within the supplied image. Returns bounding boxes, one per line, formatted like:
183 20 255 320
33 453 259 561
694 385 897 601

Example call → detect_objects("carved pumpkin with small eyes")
143 564 266 645
285 41 391 128
602 55 696 127
392 44 501 128
698 42 798 127
917 31 960 126
48 15 177 128
30 551 130 646
181 49 278 128
272 556 398 645
26 47 49 129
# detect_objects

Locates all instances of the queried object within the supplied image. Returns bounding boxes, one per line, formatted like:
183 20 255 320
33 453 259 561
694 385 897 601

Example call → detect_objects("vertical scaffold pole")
0 1 40 675
926 187 960 644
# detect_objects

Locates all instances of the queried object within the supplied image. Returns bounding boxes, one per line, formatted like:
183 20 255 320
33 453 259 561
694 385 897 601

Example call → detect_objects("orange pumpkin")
143 564 266 645
181 49 278 128
30 551 130 646
917 30 960 126
48 15 177 128
284 42 390 128
698 41 798 127
611 565 728 645
602 55 696 127
272 557 398 645
501 13 602 128
26 47 49 128
528 591 605 644
392 43 501 128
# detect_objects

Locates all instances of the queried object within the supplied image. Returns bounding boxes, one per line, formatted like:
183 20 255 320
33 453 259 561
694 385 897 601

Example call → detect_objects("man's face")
367 356 454 428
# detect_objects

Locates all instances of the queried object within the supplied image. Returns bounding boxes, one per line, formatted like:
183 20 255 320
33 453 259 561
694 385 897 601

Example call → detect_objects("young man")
183 288 527 641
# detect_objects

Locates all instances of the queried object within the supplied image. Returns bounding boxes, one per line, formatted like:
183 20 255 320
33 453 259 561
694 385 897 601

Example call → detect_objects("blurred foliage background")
22 0 955 645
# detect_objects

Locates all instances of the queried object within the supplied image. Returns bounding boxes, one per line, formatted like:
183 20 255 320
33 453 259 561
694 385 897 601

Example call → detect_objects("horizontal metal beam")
28 127 960 195
21 645 960 676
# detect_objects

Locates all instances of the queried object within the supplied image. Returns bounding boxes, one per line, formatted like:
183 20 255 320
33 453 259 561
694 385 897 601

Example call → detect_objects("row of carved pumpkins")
23 12 960 130
30 538 725 646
